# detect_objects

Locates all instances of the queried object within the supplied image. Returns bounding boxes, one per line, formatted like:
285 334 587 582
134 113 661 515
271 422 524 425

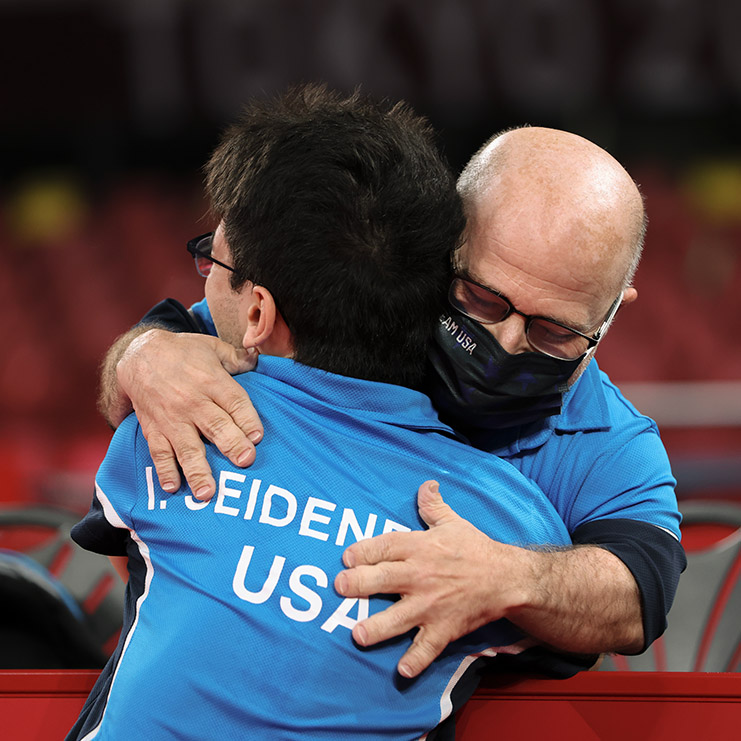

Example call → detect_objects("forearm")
339 484 670 677
98 324 167 428
507 544 644 655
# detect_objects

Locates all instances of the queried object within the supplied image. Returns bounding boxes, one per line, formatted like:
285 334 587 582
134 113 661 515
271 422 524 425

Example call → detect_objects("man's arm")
503 544 643 652
335 481 646 678
570 517 685 654
98 324 261 500
99 325 160 428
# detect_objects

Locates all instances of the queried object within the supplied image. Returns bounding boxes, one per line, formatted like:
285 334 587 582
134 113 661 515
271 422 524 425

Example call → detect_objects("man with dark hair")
68 86 572 740
202 84 461 388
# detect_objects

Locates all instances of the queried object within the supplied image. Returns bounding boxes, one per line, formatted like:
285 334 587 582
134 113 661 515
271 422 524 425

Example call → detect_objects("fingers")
173 431 216 500
349 601 446 678
343 530 417 568
119 331 265 499
336 485 498 679
212 340 259 376
396 627 446 678
416 480 459 528
335 561 412 599
145 423 216 500
147 432 181 493
351 598 420 648
197 395 259 469
211 377 264 450
170 336 264 459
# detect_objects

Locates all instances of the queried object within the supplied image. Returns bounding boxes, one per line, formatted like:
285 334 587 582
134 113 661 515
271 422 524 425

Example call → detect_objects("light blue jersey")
69 356 569 740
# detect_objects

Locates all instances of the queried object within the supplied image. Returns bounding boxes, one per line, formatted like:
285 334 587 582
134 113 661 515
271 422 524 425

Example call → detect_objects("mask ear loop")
564 350 592 390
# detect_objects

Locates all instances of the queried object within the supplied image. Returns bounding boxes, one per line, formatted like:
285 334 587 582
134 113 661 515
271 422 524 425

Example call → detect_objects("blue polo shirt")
68 357 571 741
460 359 684 652
469 361 681 538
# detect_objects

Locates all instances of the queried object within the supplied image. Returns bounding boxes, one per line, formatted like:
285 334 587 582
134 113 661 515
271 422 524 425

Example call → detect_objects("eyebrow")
462 270 595 334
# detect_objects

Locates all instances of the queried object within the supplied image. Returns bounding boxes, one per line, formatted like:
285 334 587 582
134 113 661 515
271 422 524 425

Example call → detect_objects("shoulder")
104 413 143 462
95 413 149 518
595 366 660 432
559 361 673 483
561 363 680 535
502 362 680 537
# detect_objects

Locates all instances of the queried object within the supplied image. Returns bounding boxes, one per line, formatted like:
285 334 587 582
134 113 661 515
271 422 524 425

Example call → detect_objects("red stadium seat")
601 500 741 671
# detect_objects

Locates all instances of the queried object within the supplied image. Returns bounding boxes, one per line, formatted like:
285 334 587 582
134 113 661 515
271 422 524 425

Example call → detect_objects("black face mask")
426 309 584 431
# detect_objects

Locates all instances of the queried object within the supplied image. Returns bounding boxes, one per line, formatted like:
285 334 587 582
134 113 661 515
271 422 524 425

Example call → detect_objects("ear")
241 285 293 357
621 286 638 306
240 285 276 350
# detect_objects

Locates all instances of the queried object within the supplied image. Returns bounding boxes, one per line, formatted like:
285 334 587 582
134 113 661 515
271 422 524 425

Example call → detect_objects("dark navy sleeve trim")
138 298 208 334
71 493 130 557
571 518 687 652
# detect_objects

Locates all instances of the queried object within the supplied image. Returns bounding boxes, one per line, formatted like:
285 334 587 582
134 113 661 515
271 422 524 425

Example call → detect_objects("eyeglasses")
448 275 622 360
186 232 235 277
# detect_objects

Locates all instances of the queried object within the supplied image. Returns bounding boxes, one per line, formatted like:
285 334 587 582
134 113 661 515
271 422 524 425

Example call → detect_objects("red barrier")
0 670 98 741
1 670 740 740
457 672 741 740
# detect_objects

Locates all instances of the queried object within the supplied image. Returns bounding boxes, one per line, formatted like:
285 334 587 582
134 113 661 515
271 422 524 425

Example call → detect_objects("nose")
487 314 532 354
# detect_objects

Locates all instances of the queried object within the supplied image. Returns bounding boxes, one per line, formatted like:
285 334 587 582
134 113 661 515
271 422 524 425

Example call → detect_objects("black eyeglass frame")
186 232 236 276
449 274 622 360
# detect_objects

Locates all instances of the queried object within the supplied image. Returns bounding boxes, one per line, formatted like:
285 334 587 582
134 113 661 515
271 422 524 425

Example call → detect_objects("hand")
335 480 533 678
117 329 261 500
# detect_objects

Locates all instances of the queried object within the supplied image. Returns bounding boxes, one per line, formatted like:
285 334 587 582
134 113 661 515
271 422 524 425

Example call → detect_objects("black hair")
205 84 464 388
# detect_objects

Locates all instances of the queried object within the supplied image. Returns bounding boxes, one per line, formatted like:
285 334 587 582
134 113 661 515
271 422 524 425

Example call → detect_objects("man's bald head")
457 126 646 293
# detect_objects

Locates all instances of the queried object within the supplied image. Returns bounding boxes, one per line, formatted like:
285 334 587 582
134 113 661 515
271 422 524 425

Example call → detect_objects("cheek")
205 270 229 313
205 274 231 338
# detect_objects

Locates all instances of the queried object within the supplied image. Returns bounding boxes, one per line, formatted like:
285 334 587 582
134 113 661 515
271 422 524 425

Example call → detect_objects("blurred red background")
1 0 739 511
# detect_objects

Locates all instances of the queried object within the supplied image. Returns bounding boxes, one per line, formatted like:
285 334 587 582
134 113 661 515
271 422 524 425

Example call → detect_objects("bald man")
100 126 684 676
